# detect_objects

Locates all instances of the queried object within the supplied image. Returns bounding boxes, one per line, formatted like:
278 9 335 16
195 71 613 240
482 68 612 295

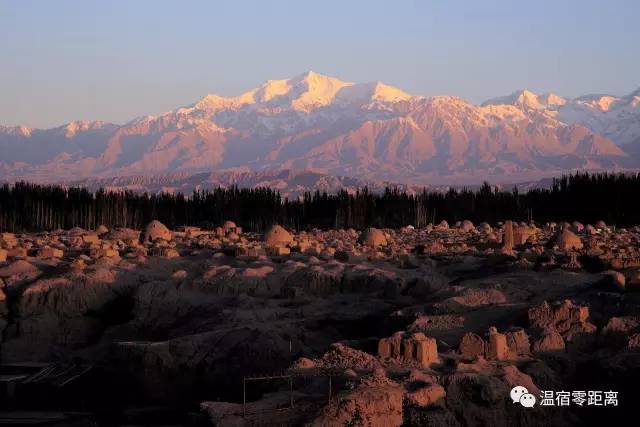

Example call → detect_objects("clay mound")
66 227 87 237
0 260 41 287
284 265 342 295
460 220 475 232
553 226 583 251
96 224 109 235
436 220 449 230
358 227 387 247
444 287 508 311
528 300 588 332
316 343 381 371
409 314 465 332
310 378 403 427
601 316 640 347
105 227 140 241
140 220 172 244
263 224 293 246
341 266 400 295
0 259 40 278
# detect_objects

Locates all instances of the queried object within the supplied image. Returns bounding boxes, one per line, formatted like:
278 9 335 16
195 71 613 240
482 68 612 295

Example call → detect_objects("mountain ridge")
1 71 639 185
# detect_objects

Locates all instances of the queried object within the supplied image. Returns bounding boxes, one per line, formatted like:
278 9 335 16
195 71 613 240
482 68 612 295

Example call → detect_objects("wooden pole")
289 376 294 408
328 376 332 402
243 377 246 417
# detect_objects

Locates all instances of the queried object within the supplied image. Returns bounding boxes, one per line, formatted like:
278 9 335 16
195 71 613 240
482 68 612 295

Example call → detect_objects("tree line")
0 172 639 233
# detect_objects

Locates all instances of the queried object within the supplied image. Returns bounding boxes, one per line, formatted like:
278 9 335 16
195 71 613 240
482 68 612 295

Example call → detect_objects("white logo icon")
510 386 536 407
510 386 528 403
520 393 536 407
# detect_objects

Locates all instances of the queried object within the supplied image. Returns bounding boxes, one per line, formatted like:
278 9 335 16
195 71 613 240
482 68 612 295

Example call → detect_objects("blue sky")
1 0 638 128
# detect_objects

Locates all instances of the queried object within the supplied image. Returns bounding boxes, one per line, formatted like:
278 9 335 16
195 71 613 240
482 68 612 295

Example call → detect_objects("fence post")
289 375 294 408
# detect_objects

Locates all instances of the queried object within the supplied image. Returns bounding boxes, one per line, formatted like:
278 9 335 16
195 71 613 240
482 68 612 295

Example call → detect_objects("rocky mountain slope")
69 169 418 198
1 72 638 184
483 88 640 150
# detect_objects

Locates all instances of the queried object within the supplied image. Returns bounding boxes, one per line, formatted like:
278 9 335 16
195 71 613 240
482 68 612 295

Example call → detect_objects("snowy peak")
483 89 566 110
363 81 413 103
291 70 348 90
233 71 353 111
193 94 248 111
57 120 112 138
192 72 415 114
0 125 33 137
289 71 353 111
538 92 567 107
192 71 352 113
336 81 414 105
513 89 543 110
481 87 640 147
573 94 619 112
571 88 640 112
482 89 538 109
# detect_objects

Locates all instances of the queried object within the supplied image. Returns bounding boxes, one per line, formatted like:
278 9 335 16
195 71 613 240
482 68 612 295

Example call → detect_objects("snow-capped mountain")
483 88 640 149
1 71 638 185
483 89 567 111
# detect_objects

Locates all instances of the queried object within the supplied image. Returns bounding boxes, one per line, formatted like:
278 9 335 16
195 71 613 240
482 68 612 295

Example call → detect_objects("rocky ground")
0 219 638 426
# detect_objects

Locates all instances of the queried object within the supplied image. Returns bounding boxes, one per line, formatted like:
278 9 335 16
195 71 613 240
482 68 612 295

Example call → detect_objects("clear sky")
1 0 638 128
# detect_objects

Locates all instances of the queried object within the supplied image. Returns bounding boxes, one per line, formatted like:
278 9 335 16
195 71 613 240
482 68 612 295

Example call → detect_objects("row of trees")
0 172 639 233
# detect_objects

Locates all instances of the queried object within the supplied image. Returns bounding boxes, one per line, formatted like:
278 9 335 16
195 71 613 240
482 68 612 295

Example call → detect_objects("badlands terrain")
0 219 638 425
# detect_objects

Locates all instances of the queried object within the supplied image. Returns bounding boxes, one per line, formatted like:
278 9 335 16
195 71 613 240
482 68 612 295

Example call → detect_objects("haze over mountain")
69 169 422 199
1 71 639 185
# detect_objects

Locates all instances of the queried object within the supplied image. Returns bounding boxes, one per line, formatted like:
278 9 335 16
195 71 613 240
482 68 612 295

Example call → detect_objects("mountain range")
1 71 639 185
69 169 420 199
